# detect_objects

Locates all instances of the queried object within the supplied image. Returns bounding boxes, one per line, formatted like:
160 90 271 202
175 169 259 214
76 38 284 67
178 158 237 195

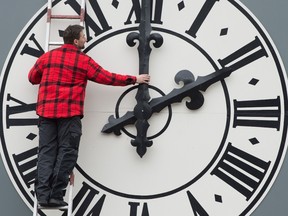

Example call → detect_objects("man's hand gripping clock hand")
136 74 150 84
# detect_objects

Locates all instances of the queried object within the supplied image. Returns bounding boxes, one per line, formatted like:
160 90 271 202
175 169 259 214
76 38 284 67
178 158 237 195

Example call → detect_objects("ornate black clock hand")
126 0 163 157
102 67 232 134
150 67 232 113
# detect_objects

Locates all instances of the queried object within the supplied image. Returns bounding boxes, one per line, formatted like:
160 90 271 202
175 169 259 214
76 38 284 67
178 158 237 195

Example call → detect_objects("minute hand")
101 67 232 134
150 67 232 113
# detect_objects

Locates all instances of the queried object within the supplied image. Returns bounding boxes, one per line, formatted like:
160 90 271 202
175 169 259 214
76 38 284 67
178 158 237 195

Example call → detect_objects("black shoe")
49 198 68 207
38 200 49 207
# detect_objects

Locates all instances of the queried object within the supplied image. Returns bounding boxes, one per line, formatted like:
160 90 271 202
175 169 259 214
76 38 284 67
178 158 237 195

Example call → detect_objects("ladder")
33 0 86 215
45 0 86 51
33 172 75 216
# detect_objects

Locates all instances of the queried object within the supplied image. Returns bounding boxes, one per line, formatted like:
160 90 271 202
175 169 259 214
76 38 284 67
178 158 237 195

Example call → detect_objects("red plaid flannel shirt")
28 44 136 118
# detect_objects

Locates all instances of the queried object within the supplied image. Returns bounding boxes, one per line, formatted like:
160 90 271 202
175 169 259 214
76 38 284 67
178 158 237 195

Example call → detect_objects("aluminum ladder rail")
33 1 85 214
45 0 86 51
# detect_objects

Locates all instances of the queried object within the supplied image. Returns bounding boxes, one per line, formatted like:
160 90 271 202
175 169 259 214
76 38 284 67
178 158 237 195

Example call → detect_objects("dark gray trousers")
35 116 82 201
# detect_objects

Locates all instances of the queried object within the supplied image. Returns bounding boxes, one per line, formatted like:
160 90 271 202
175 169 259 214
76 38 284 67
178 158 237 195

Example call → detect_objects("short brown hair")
63 25 84 44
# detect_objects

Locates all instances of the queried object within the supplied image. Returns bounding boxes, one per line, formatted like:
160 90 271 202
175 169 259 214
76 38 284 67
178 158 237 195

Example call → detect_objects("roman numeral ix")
6 94 37 128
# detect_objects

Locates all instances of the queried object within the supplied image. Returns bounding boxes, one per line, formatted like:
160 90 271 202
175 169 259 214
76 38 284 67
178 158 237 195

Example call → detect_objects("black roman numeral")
211 143 270 200
233 96 281 130
124 0 164 25
186 0 220 38
218 36 268 71
64 0 112 41
13 147 38 189
62 181 105 216
20 33 44 58
187 191 209 216
6 94 37 128
129 201 150 216
151 0 164 24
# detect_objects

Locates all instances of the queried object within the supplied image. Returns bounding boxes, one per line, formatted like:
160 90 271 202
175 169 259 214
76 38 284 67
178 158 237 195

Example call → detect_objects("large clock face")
0 0 287 215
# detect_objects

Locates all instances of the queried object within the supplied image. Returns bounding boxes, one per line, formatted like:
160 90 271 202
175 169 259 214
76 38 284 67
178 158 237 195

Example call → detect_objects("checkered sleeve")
28 58 43 85
86 57 136 86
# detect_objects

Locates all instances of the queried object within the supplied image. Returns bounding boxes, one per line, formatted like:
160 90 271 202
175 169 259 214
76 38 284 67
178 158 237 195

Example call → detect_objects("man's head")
63 25 87 49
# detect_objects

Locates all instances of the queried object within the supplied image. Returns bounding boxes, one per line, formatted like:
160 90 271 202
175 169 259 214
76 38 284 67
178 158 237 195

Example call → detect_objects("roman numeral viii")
211 143 270 200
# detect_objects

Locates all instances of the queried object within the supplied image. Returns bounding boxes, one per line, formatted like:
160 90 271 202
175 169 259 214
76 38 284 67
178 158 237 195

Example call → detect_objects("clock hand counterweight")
126 0 163 157
102 67 232 134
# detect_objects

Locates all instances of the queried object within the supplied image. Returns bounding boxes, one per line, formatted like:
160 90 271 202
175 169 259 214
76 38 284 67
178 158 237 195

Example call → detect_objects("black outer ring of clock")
0 1 286 216
228 0 288 215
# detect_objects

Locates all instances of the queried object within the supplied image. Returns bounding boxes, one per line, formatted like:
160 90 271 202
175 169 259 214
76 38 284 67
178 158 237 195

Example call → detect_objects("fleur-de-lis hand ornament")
126 0 163 157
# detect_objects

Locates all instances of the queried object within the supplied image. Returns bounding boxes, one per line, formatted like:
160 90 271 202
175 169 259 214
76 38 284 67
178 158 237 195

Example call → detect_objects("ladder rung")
45 0 86 52
51 15 81 19
37 205 68 210
49 42 64 46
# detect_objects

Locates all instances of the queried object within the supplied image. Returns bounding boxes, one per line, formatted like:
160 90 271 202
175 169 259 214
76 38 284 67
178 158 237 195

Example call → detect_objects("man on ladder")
30 0 150 215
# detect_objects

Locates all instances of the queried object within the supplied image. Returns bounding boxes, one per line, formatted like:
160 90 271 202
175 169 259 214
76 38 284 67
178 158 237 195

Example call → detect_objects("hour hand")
102 67 232 134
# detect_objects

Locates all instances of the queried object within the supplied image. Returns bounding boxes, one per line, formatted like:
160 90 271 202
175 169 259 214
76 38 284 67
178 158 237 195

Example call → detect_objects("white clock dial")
0 0 287 215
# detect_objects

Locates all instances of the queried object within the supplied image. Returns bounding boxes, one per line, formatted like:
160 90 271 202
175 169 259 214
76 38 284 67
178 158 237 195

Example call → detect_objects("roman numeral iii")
233 96 281 130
